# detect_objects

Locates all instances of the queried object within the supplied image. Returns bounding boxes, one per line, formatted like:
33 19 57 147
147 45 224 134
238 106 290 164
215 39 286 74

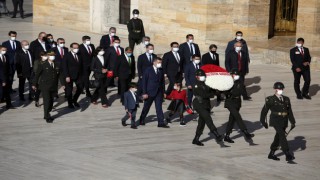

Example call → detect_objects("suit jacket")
62 52 83 80
225 39 250 62
33 61 63 91
79 44 95 71
124 91 139 110
2 40 21 64
104 46 124 71
201 52 220 66
225 50 249 74
91 56 108 79
179 42 201 66
114 54 136 79
0 54 10 82
15 49 34 78
99 34 113 50
29 39 51 60
162 51 184 77
290 46 311 71
137 53 157 78
142 66 165 97
184 62 200 87
51 46 69 63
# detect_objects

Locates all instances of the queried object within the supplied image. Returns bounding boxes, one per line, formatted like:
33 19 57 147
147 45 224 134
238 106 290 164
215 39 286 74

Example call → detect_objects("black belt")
271 112 288 116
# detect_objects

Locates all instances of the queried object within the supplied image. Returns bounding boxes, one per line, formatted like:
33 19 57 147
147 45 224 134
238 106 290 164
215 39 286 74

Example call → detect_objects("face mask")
133 14 139 18
110 33 116 36
24 45 29 50
235 47 242 51
126 53 132 57
173 47 179 52
277 90 283 95
98 51 105 56
188 39 193 43
148 49 154 54
48 39 53 43
58 43 65 48
85 40 91 45
296 43 302 48
210 50 216 54
234 75 240 81
49 56 55 61
144 41 150 46
194 60 200 64
72 49 79 53
10 37 16 41
199 76 206 82
41 56 48 61
114 43 120 47
1 51 6 55
156 63 162 68
236 36 242 40
173 86 178 90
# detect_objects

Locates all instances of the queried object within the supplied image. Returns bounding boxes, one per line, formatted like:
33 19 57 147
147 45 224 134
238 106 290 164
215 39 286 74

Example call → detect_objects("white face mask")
98 51 105 56
235 47 242 51
1 51 6 55
194 60 200 64
173 47 179 52
58 43 65 48
234 75 240 81
188 39 193 43
236 36 242 40
85 40 91 45
144 41 150 46
199 76 206 82
156 63 162 68
277 90 283 95
24 45 29 50
148 49 154 54
133 14 139 18
49 56 55 61
72 49 79 53
110 33 116 36
41 56 48 61
173 86 178 90
296 43 302 48
10 37 16 41
114 43 120 47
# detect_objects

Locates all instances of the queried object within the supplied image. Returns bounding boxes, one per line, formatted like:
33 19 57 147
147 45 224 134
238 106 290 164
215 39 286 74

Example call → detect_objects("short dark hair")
125 47 132 51
57 38 65 42
297 37 304 43
146 44 154 48
153 57 162 62
94 46 104 56
109 27 116 31
209 44 217 50
82 35 91 41
129 82 137 88
70 42 79 48
8 31 17 36
46 34 53 38
186 34 194 39
192 55 200 59
235 31 243 35
170 42 179 47
39 51 47 57
113 36 120 42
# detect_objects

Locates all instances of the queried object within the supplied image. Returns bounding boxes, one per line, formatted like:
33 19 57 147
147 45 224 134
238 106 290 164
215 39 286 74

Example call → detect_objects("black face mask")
210 51 216 54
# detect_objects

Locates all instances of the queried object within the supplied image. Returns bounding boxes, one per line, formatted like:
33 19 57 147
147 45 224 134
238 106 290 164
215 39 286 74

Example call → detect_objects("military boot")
192 134 204 146
242 129 254 139
284 151 295 161
268 150 280 161
224 132 234 143
211 130 223 142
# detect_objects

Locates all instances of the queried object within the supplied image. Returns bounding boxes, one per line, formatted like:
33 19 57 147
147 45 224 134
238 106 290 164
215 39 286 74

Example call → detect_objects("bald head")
38 32 47 42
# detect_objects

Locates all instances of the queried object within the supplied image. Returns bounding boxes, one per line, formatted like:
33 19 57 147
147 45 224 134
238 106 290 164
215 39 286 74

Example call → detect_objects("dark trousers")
270 126 289 151
194 105 217 135
83 67 91 95
92 78 108 105
293 69 311 96
123 109 137 126
0 80 11 106
18 76 33 98
187 89 193 107
165 73 183 95
12 0 23 17
225 106 247 134
239 74 249 98
139 92 165 125
128 36 142 51
9 63 15 91
34 89 41 102
119 77 131 103
42 89 55 119
66 79 83 105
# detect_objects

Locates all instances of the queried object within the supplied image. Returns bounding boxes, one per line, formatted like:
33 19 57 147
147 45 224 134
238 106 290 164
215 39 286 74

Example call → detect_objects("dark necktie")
301 48 304 56
13 41 16 51
88 46 92 55
149 54 152 63
60 47 64 58
74 54 78 62
237 51 242 71
1 55 6 63
279 96 283 102
190 44 194 57
50 62 54 69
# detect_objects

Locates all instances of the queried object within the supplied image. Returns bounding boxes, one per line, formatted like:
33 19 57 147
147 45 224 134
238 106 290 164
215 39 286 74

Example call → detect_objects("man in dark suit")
29 32 51 61
2 31 22 93
290 38 312 99
0 46 13 109
15 40 34 101
137 44 157 96
202 44 220 66
115 47 136 104
11 0 24 18
50 38 68 63
123 83 139 129
63 43 83 108
139 57 169 128
79 35 95 97
184 55 201 109
162 42 184 95
225 31 250 63
179 34 201 68
46 34 57 49
99 27 116 50
32 51 64 123
225 41 251 100
127 9 145 51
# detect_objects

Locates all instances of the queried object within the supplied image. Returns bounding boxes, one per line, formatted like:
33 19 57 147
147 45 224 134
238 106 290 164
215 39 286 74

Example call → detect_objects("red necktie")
116 47 120 56
88 46 92 55
60 47 64 58
111 37 114 45
301 48 304 56
237 51 242 71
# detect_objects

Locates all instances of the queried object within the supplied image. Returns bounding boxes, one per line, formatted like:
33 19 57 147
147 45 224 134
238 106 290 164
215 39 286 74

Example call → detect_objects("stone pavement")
1 1 320 180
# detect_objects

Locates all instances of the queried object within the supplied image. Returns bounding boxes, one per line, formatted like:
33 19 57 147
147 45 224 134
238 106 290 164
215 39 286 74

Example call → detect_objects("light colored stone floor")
1 1 320 180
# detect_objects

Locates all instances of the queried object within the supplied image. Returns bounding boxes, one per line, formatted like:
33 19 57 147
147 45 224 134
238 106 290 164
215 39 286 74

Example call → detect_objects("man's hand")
263 123 268 129
66 77 71 83
188 86 192 89
32 86 37 91
296 68 301 72
102 68 108 73
2 82 6 87
164 74 167 78
142 94 148 100
61 86 65 90
303 62 310 66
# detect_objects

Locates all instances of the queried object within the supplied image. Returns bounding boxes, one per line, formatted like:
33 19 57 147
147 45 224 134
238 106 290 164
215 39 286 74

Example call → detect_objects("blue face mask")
127 53 132 57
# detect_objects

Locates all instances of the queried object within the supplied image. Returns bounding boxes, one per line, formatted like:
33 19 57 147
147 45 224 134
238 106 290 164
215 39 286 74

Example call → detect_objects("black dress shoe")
192 135 204 146
224 135 234 143
131 125 137 129
302 94 311 100
122 121 127 127
243 130 254 139
68 104 75 109
268 150 280 161
73 102 80 107
157 124 170 128
35 101 40 107
6 104 15 109
44 117 53 123
297 95 303 99
243 96 252 101
166 118 172 124
284 151 295 161
139 121 145 126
